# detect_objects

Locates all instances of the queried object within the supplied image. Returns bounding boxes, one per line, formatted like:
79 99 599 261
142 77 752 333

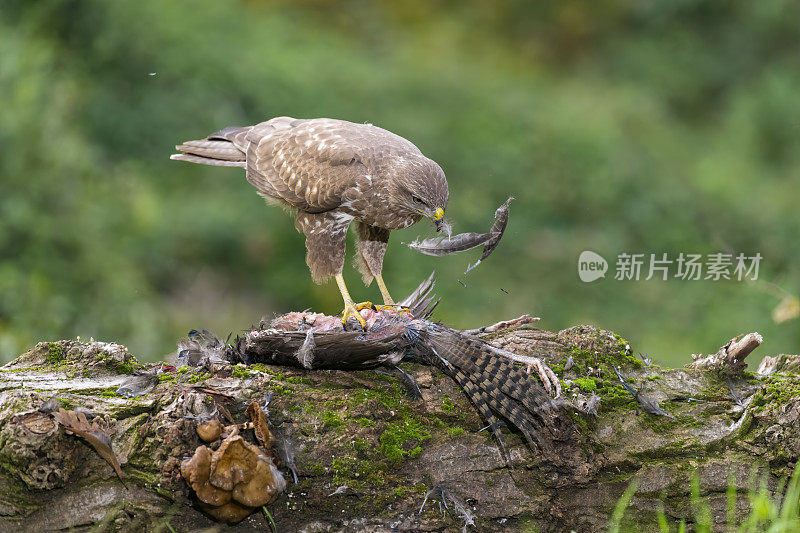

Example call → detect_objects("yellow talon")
374 304 412 315
341 301 367 328
335 273 368 328
355 301 377 311
334 272 408 328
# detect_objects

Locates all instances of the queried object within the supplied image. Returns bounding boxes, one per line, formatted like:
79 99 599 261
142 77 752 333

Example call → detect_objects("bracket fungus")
181 434 286 523
196 419 223 443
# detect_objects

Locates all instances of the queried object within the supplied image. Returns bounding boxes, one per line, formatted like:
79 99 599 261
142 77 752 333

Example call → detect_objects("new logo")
578 251 608 282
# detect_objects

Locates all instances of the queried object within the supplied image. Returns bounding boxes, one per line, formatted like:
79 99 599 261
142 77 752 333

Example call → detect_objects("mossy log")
1 324 799 532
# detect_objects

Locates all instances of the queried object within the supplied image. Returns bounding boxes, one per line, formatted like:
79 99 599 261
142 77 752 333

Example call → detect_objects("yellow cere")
433 207 444 220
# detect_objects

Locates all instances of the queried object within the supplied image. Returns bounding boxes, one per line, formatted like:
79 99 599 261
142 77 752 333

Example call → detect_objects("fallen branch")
1 313 798 531
689 331 763 372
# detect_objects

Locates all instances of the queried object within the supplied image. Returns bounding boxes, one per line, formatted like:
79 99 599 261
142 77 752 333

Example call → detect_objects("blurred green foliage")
1 0 798 365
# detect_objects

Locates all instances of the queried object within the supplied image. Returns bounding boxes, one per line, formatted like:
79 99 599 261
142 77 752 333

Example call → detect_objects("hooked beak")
433 211 452 236
417 206 450 234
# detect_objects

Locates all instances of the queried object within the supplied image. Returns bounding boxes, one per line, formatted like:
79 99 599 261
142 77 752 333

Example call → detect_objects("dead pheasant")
180 274 578 464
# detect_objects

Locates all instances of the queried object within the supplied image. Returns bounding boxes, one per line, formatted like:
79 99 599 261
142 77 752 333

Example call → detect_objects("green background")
2 0 798 366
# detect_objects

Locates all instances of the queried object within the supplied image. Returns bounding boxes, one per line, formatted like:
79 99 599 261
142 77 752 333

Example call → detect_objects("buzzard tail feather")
170 153 246 167
175 139 244 161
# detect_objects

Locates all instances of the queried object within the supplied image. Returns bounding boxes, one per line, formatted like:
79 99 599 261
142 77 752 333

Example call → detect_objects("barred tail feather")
176 139 243 160
424 325 560 453
449 368 511 461
171 136 246 167
429 329 553 420
170 153 246 167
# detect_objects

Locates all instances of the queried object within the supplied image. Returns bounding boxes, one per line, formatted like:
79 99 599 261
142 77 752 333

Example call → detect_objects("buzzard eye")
411 195 423 205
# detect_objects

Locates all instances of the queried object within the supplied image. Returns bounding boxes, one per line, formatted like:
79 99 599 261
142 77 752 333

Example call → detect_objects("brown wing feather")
242 118 421 213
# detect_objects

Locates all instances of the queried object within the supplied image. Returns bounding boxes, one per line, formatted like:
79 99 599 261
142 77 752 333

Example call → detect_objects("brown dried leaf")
245 401 274 451
52 408 125 485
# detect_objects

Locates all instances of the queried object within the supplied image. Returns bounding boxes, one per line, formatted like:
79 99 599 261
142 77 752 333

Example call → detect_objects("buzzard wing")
231 118 420 213
233 119 348 212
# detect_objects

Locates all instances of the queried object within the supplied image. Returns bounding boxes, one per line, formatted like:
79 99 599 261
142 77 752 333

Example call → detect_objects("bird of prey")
171 117 449 327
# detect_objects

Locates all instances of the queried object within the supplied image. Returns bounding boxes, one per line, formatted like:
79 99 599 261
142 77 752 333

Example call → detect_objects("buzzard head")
391 157 450 234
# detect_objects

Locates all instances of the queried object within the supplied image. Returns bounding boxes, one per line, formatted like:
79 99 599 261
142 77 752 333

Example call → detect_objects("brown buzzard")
171 117 449 326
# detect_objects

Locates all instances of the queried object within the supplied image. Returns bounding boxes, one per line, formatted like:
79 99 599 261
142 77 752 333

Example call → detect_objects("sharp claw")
340 301 413 329
354 301 375 311
545 366 561 398
374 304 412 315
525 359 561 398
532 363 552 395
341 303 367 329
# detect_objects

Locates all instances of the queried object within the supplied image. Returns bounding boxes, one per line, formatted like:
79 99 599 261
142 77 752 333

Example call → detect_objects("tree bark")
0 323 798 532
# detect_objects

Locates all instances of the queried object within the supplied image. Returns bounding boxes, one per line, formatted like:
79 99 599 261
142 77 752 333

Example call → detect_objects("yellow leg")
374 273 395 306
373 274 411 314
335 273 367 328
